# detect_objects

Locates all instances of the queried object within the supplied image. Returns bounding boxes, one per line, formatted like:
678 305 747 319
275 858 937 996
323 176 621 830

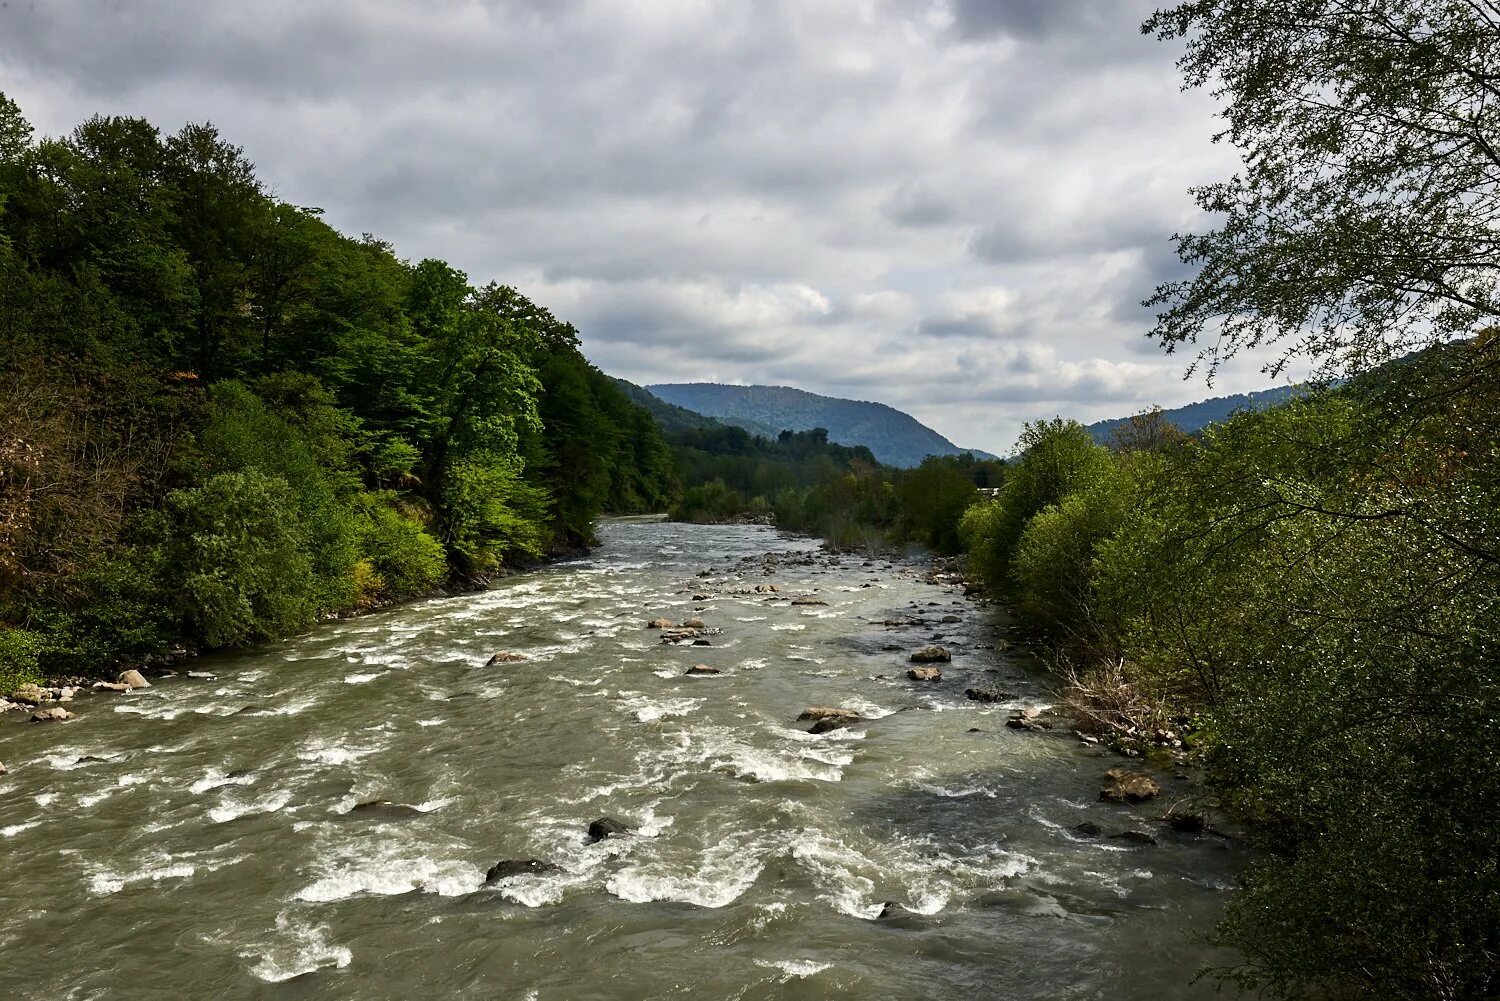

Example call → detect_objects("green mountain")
646 383 998 468
1086 385 1306 443
608 377 725 435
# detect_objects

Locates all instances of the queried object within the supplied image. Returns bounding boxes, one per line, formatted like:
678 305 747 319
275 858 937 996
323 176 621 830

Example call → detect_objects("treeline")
961 342 1499 997
670 425 1004 554
0 96 675 686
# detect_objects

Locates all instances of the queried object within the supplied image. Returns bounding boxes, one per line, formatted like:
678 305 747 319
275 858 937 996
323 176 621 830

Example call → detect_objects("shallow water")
0 518 1246 999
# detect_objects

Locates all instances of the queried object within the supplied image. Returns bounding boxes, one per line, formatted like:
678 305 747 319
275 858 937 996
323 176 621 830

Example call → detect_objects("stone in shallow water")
808 716 856 734
484 859 560 885
118 669 151 689
1099 768 1162 803
964 686 1011 703
484 652 527 666
908 645 951 664
907 667 942 682
587 817 631 843
684 665 720 676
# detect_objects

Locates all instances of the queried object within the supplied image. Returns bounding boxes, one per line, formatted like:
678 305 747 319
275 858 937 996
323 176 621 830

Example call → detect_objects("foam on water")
755 959 832 978
2 821 42 838
208 788 293 824
190 767 258 795
246 911 352 983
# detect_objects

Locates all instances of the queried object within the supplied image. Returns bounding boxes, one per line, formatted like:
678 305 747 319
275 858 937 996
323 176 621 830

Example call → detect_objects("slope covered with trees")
648 382 998 467
1084 384 1304 443
0 96 674 687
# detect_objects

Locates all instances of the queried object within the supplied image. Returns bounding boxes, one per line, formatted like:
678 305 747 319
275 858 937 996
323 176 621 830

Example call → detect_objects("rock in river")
684 665 720 675
808 716 855 734
485 859 560 885
908 645 951 664
30 707 76 723
907 666 942 682
484 652 528 666
1099 768 1162 803
118 669 151 690
797 707 860 721
647 618 676 629
964 686 1011 703
587 817 632 843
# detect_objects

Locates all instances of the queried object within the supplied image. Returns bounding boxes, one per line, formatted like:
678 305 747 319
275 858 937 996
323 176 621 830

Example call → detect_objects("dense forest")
0 95 676 688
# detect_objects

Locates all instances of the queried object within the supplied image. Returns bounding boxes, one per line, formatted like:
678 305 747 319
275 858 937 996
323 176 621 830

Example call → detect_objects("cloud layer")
0 0 1289 452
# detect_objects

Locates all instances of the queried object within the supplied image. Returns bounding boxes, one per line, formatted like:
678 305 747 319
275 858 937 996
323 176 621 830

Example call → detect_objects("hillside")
646 383 998 468
1086 384 1305 443
608 377 725 435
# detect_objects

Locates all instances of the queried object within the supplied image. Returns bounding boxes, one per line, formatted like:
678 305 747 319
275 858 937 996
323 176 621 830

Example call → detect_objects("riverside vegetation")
0 93 678 692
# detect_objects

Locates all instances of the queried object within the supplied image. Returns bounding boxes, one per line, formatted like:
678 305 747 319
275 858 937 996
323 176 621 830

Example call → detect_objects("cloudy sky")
1 0 1296 453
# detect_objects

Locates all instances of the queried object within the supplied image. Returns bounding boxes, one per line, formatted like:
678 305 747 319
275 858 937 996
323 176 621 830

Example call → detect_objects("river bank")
0 518 1245 999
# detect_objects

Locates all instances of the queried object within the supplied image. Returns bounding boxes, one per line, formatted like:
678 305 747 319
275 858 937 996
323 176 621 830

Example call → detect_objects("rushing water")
0 518 1246 1000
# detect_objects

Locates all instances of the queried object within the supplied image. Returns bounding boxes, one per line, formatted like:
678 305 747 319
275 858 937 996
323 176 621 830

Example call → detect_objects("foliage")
0 95 676 676
962 419 1110 586
1143 1 1500 379
163 470 318 647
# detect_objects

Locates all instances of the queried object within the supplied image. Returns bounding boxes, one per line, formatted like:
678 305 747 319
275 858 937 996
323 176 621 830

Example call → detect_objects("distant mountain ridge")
646 382 998 468
1086 384 1306 443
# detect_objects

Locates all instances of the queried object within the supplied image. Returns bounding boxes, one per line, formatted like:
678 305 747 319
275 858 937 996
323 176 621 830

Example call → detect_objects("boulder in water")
346 800 424 820
681 618 706 629
790 597 828 606
587 817 631 843
808 716 855 734
484 859 560 885
186 671 218 680
691 639 712 647
1100 768 1162 803
940 615 961 623
647 618 675 629
92 682 131 693
30 706 76 723
797 707 860 722
118 669 151 690
1006 708 1053 731
484 652 528 666
909 645 951 664
878 902 921 922
684 665 720 675
1109 830 1159 846
754 584 780 593
964 686 1011 703
10 684 49 706
907 666 942 682
1072 821 1104 838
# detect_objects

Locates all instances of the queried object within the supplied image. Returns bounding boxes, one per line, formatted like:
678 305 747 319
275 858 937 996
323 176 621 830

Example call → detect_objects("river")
0 518 1246 1000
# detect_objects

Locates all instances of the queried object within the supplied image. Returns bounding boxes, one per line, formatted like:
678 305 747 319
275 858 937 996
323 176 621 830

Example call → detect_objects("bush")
965 419 1111 590
670 479 744 523
357 500 446 599
164 470 318 646
0 627 42 690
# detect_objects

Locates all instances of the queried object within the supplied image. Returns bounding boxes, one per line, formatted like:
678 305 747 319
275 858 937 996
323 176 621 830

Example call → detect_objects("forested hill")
608 377 723 434
646 383 998 467
0 96 676 683
1085 385 1304 443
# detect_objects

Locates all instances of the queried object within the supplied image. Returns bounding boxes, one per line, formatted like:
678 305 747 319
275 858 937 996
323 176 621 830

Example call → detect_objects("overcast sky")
0 0 1297 453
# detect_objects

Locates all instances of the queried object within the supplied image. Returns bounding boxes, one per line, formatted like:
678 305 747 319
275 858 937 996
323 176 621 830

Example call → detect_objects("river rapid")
0 518 1246 1000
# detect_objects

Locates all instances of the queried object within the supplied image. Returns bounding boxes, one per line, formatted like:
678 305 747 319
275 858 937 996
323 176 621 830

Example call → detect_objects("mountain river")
0 517 1247 999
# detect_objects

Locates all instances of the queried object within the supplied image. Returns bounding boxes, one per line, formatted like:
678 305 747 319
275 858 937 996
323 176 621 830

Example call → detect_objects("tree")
1144 2 1500 378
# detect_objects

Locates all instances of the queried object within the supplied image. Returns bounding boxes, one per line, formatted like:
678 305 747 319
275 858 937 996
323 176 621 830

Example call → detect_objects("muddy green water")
0 518 1246 1000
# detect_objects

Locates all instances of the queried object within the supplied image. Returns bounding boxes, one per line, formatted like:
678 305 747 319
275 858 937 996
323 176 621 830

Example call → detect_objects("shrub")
163 470 317 646
0 627 42 690
357 500 446 599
